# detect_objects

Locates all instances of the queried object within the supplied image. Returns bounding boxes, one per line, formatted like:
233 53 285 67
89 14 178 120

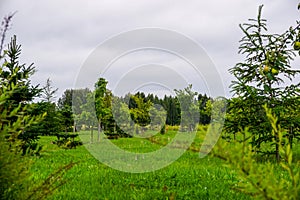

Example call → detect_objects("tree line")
56 80 213 138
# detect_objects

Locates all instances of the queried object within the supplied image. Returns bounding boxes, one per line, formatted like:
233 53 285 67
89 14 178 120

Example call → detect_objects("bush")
213 105 300 200
196 124 208 132
53 133 83 149
0 121 31 199
166 125 180 131
160 124 166 134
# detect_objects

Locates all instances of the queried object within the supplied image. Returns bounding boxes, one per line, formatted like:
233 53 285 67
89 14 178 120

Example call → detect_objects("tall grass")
30 135 251 200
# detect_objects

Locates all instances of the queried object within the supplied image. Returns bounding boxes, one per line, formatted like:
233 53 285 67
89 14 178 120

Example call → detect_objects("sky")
0 0 299 100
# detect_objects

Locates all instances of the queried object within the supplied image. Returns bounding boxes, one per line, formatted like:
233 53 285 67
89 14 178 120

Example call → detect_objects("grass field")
29 129 300 200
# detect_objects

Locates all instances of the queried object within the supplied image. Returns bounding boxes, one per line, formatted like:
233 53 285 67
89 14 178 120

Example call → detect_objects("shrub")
213 105 300 200
166 125 180 131
53 133 83 149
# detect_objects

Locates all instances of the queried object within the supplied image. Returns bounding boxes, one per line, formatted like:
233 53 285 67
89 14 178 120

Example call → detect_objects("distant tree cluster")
57 78 213 140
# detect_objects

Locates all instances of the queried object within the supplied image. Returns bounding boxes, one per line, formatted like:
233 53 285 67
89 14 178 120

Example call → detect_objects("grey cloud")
1 0 299 99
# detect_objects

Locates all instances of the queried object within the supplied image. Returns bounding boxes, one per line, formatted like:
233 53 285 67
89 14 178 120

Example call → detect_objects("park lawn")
28 131 253 200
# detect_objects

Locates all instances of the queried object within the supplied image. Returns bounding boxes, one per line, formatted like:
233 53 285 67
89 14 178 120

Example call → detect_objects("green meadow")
29 129 299 200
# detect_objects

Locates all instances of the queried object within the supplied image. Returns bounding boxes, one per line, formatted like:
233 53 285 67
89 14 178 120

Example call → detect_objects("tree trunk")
97 120 101 142
90 125 94 143
73 121 76 133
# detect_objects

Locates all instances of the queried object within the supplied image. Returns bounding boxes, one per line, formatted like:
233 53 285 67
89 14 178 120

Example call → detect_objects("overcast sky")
0 0 299 100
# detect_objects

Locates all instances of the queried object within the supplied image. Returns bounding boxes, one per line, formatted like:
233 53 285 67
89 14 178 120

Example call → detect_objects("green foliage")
53 132 83 149
58 88 92 133
94 78 109 133
94 78 125 138
111 96 133 136
57 89 73 109
213 106 300 200
0 136 28 199
27 102 61 136
0 35 45 155
198 94 212 124
149 104 166 133
1 36 41 104
75 78 212 138
166 125 180 132
161 95 181 126
160 124 166 134
226 5 300 158
129 94 152 127
58 89 75 132
30 79 61 136
0 56 74 200
71 81 130 139
174 84 199 132
0 86 32 199
78 92 97 128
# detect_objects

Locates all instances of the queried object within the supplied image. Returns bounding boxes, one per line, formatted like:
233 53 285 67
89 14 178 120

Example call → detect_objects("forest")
1 4 300 200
